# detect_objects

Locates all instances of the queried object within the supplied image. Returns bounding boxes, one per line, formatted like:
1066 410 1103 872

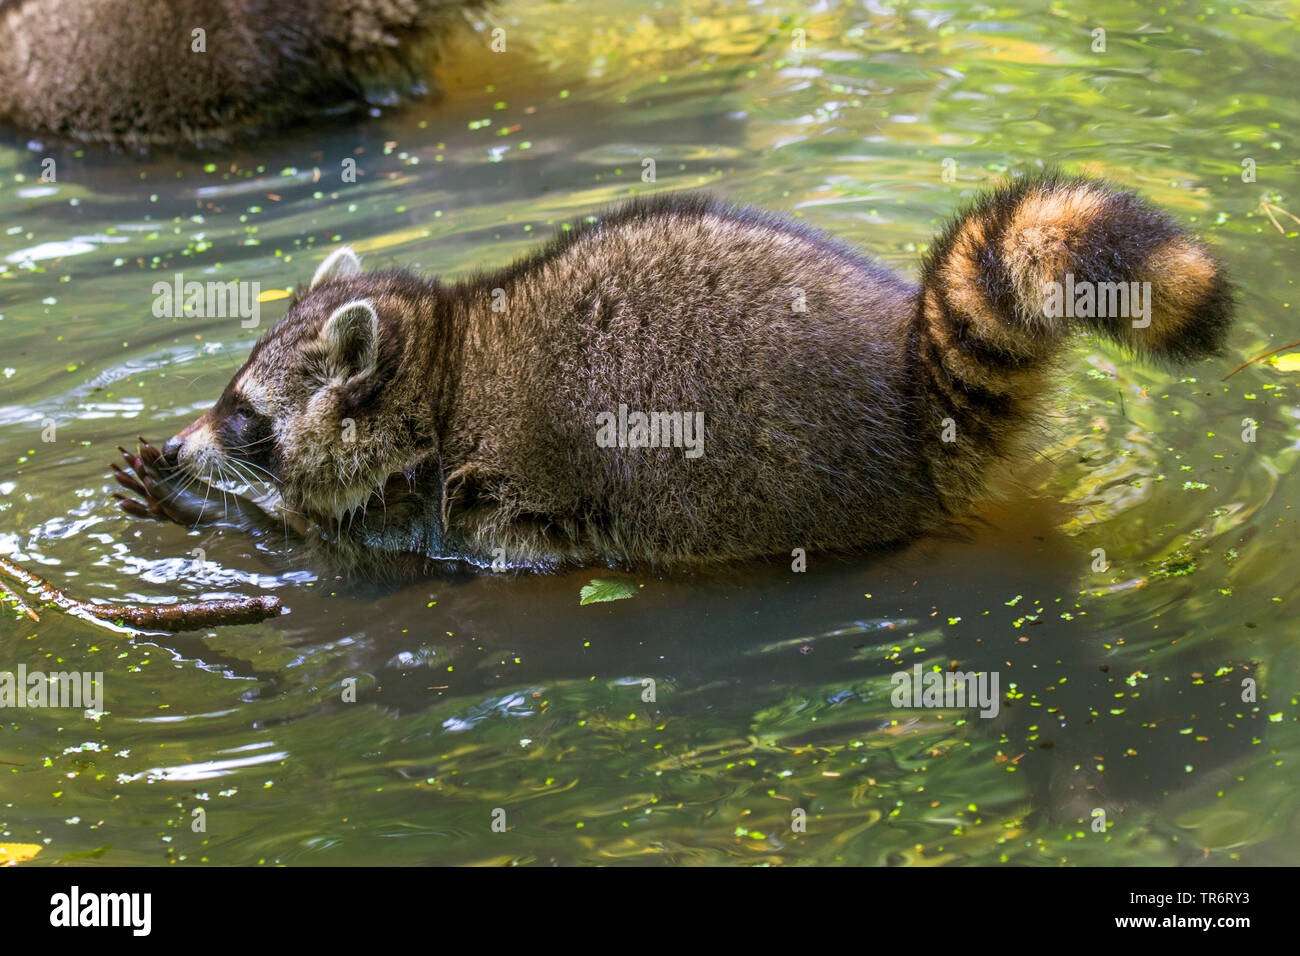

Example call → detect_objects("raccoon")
0 0 485 147
113 174 1233 576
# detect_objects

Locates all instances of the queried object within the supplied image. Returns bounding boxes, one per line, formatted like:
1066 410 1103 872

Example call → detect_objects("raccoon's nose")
164 416 206 460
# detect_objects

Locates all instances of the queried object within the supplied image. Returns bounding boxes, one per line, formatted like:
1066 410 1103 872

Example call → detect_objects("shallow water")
1 0 1297 865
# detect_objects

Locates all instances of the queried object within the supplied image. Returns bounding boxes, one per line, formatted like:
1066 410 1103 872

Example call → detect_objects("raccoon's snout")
163 417 200 460
164 416 216 468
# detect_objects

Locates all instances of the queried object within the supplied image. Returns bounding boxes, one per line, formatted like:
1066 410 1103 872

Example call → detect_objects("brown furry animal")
0 0 484 147
112 174 1234 575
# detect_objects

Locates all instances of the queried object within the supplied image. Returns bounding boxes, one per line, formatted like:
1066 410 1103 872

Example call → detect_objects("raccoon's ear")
320 299 378 379
311 246 363 289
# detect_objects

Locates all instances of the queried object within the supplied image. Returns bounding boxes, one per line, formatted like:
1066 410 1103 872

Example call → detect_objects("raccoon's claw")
111 439 289 537
137 437 165 469
112 440 190 524
113 493 152 519
111 462 148 498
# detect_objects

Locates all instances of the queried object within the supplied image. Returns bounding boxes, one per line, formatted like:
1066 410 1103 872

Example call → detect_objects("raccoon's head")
164 247 438 520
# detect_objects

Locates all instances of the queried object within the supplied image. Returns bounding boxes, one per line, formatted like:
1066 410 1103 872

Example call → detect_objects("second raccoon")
114 174 1234 574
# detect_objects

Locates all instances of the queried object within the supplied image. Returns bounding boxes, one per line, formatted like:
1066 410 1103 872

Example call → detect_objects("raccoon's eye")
231 398 255 423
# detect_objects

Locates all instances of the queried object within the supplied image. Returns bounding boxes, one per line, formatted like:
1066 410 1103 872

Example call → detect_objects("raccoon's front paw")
111 439 205 526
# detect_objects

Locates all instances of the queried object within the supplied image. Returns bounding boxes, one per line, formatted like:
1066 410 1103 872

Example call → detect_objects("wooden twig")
0 554 282 633
1259 200 1300 235
1222 337 1300 380
1 579 39 621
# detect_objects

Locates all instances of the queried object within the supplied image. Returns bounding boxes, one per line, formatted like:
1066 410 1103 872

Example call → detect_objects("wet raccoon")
0 0 484 147
114 174 1233 576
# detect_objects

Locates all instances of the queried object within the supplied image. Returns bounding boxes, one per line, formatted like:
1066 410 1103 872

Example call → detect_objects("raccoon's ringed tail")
919 174 1233 372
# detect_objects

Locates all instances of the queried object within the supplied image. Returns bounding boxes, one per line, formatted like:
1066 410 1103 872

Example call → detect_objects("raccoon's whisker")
224 461 250 490
231 460 290 502
221 459 256 487
271 498 306 518
225 458 273 491
154 466 202 502
151 462 209 509
191 462 216 530
243 462 281 485
214 462 232 518
220 463 248 506
229 429 276 446
225 460 304 527
227 433 277 450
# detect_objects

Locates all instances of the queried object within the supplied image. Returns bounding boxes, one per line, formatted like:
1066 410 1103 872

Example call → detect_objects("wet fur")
157 174 1234 576
0 0 486 147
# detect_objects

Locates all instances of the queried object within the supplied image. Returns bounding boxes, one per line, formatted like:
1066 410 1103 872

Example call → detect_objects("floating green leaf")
56 844 113 862
579 578 638 606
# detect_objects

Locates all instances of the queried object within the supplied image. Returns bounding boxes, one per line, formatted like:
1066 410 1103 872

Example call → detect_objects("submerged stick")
1 579 39 621
0 554 282 632
1222 337 1300 380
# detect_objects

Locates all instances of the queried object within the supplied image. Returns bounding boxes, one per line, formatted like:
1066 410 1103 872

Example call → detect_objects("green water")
1 0 1297 866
